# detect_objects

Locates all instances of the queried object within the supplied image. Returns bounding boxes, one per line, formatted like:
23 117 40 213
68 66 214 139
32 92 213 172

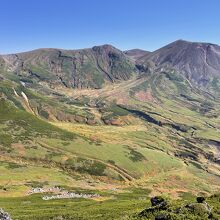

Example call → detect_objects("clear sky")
1 0 220 54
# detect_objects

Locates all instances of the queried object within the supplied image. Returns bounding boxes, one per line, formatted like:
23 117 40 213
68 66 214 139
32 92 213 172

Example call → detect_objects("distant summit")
138 39 220 85
124 49 150 61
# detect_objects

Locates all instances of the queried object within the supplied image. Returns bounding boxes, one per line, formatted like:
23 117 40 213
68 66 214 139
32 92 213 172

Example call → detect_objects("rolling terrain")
0 40 220 219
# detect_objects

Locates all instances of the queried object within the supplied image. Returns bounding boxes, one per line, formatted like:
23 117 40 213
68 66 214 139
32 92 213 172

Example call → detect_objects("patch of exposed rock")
0 209 12 220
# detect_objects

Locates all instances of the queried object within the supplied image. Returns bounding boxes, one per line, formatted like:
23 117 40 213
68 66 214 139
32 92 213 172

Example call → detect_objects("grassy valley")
0 41 220 219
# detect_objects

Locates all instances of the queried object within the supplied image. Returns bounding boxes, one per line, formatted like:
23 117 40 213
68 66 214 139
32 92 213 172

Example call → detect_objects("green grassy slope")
0 66 220 219
0 191 220 219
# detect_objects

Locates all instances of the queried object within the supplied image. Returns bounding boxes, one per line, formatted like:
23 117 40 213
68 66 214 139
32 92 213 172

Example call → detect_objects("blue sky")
0 0 220 54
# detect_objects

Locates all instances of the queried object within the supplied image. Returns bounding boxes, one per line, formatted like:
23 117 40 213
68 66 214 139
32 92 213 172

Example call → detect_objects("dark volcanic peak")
139 39 220 84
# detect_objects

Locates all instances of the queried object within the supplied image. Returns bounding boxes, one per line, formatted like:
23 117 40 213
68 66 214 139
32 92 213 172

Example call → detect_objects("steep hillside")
1 45 136 89
138 40 220 88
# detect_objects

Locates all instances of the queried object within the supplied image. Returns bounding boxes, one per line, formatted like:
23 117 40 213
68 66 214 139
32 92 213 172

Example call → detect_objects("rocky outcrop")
151 196 167 207
138 196 169 217
0 209 12 220
138 196 214 219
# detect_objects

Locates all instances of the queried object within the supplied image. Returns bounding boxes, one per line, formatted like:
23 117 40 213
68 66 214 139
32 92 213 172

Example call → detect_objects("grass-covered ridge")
0 98 76 142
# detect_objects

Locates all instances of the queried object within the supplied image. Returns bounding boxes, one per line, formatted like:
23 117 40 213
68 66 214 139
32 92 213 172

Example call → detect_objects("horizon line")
1 38 219 56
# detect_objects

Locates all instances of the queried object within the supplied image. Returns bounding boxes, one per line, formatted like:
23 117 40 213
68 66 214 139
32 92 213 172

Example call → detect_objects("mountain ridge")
1 39 220 92
0 44 137 89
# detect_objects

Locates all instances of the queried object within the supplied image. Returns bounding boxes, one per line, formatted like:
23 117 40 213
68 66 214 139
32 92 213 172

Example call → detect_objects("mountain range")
0 39 220 219
1 39 220 92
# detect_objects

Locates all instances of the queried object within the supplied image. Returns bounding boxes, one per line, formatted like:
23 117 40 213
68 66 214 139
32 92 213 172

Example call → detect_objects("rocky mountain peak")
138 39 220 85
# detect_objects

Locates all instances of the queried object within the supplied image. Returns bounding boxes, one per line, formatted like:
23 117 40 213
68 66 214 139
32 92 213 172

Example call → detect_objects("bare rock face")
138 40 220 85
151 196 166 206
0 209 12 220
197 196 206 203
